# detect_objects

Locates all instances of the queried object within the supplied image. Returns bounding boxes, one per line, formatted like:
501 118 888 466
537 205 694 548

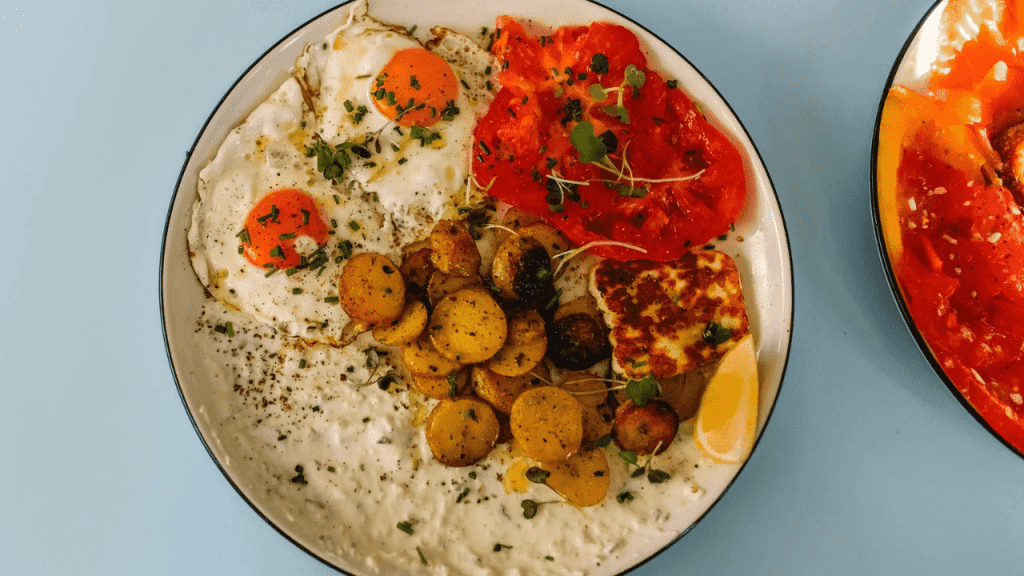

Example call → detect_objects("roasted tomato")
472 18 747 262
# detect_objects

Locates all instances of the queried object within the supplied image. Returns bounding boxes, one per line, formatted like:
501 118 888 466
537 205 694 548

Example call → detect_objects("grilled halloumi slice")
588 250 750 380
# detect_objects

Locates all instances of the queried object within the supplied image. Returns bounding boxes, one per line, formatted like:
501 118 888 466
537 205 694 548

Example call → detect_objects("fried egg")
188 77 399 345
293 0 492 245
189 1 493 345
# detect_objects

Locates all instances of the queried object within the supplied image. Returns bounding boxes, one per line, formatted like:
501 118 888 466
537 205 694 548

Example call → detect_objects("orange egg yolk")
371 48 459 127
240 188 330 271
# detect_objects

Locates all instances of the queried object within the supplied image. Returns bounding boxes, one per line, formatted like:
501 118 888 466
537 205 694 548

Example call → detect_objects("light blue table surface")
2 0 1022 574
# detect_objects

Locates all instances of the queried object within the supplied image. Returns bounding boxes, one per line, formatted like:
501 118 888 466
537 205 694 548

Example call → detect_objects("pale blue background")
1 0 1021 574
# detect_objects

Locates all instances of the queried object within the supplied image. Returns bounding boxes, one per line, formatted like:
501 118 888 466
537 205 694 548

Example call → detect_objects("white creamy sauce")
194 301 724 576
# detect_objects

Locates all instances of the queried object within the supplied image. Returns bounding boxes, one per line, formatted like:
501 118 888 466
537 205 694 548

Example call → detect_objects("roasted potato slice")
429 286 507 364
580 402 614 444
501 206 545 230
338 252 406 327
547 312 611 370
510 386 583 462
559 372 613 443
659 367 712 422
553 295 602 322
541 449 610 507
491 235 554 304
506 309 547 345
426 272 482 307
410 368 471 400
401 335 462 378
425 397 500 467
488 340 547 377
487 310 547 377
472 363 550 415
516 223 571 259
399 246 435 294
558 371 609 407
372 300 428 346
613 399 679 455
429 219 481 277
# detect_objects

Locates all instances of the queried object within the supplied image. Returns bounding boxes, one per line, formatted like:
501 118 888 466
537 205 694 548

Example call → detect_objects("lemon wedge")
693 335 759 464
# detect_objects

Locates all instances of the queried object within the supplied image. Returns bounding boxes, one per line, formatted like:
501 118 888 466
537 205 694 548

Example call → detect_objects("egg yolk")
371 48 459 127
240 188 330 271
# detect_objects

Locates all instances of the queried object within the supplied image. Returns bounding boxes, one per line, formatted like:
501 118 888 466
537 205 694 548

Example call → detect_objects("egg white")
293 0 493 246
189 0 494 345
188 77 400 344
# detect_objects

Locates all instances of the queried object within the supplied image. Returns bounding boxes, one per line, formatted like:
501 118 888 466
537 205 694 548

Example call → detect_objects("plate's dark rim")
159 1 796 574
869 0 1024 461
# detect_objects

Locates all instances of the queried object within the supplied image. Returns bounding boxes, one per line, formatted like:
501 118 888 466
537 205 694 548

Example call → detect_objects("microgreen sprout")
464 173 497 207
552 239 647 277
568 116 706 199
527 371 556 386
618 443 671 483
525 467 551 484
586 64 646 124
561 374 661 406
478 224 520 236
520 499 560 519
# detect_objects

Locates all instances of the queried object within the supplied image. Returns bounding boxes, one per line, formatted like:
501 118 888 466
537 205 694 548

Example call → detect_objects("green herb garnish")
625 374 662 406
521 499 539 519
702 321 732 345
525 467 550 484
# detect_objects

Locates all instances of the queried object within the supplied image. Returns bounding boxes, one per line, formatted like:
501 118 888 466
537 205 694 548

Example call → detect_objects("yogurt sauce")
193 283 728 576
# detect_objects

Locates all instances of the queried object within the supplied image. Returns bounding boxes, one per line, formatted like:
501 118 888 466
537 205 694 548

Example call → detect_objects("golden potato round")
553 295 602 322
410 368 471 400
472 363 550 415
613 399 679 455
491 235 554 303
506 310 547 345
372 300 428 346
487 341 546 377
429 219 481 277
400 336 462 378
580 402 614 444
429 287 507 364
658 369 712 422
425 397 500 467
542 449 610 507
510 386 583 462
546 313 611 371
516 223 572 259
501 206 545 230
338 252 405 327
426 272 481 307
399 246 435 294
487 311 547 377
558 372 609 407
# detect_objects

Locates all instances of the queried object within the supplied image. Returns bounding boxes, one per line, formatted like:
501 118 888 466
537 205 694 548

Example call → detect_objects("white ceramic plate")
161 1 793 573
